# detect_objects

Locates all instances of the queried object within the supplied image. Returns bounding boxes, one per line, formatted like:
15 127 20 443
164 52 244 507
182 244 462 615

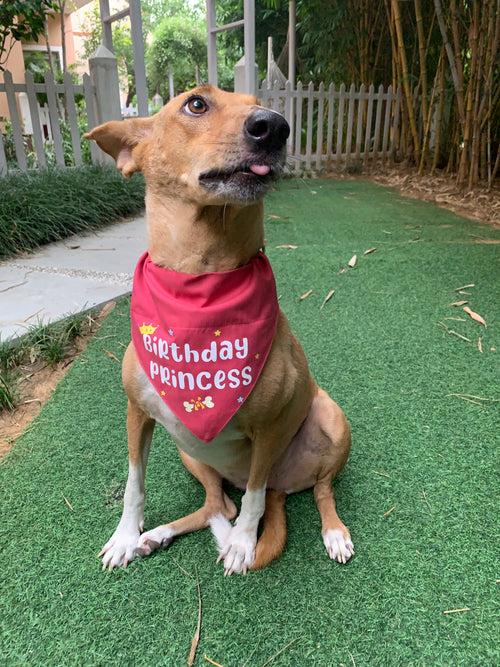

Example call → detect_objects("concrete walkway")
0 216 147 340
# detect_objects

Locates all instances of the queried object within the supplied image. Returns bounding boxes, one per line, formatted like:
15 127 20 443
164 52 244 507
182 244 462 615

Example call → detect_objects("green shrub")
0 166 145 259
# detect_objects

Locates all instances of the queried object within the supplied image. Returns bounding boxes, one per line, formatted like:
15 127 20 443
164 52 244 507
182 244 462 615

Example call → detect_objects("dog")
86 85 353 575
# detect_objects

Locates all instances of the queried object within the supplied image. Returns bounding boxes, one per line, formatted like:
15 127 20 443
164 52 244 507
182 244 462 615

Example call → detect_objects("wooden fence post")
89 44 122 165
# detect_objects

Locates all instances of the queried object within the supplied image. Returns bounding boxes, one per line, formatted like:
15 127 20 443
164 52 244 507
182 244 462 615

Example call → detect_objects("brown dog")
86 86 353 575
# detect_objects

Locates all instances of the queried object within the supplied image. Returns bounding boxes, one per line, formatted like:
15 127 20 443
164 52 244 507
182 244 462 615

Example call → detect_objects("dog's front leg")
211 421 295 576
100 400 154 570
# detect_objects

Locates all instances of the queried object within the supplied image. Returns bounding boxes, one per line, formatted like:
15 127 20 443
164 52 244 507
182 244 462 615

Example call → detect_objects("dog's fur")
87 86 353 574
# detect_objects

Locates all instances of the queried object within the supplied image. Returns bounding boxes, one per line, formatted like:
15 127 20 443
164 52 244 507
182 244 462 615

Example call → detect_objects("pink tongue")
249 164 271 176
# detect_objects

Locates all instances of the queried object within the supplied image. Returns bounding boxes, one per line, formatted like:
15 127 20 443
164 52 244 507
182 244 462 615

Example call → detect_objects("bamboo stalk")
458 1 480 184
431 53 445 173
419 49 443 174
391 0 421 162
414 0 429 131
468 3 488 187
434 0 466 126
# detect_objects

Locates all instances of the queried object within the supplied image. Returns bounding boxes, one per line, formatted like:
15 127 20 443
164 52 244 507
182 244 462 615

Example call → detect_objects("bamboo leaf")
299 289 313 301
463 306 486 326
320 289 335 309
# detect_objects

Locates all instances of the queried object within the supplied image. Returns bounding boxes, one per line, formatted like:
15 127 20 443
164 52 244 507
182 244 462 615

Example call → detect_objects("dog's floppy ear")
84 117 154 176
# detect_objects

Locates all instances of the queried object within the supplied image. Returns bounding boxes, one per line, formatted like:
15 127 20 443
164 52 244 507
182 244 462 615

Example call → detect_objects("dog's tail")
250 489 287 571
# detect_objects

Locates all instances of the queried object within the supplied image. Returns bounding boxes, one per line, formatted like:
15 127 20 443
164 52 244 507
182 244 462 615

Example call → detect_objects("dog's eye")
185 97 208 116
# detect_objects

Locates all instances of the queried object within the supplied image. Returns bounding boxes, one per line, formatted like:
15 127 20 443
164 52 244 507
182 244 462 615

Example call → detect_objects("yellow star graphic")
160 390 166 396
214 329 221 337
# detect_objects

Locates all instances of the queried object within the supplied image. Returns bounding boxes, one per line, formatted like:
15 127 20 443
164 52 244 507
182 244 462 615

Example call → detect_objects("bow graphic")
183 396 215 413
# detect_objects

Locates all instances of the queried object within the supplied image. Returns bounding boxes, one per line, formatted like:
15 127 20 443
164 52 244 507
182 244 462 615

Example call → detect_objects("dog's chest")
135 365 251 479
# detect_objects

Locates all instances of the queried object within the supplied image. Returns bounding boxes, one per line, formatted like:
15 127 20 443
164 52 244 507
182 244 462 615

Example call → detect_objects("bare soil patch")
327 166 499 227
0 302 116 456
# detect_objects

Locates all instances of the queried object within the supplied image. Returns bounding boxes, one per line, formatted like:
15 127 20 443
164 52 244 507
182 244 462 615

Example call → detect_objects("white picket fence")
259 81 403 172
0 69 101 175
1 74 404 176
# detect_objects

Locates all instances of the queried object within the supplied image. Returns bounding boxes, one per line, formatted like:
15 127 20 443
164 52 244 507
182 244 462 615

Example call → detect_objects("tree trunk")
59 1 68 74
44 20 56 76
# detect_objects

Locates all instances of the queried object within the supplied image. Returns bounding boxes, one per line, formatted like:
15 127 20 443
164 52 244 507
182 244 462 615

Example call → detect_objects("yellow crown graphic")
139 323 158 335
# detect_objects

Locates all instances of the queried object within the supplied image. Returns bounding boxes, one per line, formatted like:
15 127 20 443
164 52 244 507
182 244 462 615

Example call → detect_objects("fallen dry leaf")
364 247 377 255
348 254 357 268
104 350 120 363
276 244 298 250
299 289 313 301
478 337 483 353
454 283 475 292
463 306 486 327
267 214 281 220
320 289 335 310
450 300 468 306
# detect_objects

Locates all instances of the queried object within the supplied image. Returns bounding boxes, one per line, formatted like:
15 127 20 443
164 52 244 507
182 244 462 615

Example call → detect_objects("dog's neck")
145 192 264 274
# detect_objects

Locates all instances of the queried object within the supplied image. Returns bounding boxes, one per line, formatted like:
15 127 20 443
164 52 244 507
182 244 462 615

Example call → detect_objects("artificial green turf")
0 180 498 666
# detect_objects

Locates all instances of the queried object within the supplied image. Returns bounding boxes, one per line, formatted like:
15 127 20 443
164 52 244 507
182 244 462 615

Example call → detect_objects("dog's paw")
135 525 174 557
209 514 255 575
323 528 354 564
99 527 141 570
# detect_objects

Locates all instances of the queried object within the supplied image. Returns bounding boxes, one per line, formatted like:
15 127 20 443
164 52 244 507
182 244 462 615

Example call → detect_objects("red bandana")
130 251 279 442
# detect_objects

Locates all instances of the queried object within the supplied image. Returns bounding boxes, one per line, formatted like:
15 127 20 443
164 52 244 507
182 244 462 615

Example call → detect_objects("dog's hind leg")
314 477 354 564
136 449 237 557
100 399 155 570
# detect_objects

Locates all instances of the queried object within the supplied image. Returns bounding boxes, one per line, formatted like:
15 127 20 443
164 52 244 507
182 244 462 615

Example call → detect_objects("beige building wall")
0 9 89 122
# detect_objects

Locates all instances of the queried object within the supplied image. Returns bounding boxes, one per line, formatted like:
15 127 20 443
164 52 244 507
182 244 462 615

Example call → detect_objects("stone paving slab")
0 216 147 340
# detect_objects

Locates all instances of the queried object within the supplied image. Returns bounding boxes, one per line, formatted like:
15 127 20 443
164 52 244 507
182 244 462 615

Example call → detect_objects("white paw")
209 514 255 575
135 525 174 557
99 527 140 570
323 528 354 564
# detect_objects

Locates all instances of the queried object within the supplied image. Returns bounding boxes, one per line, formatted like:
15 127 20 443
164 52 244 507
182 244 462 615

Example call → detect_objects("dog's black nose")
244 109 290 151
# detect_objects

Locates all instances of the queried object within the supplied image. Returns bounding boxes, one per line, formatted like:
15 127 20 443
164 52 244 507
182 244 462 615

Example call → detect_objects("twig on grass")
203 656 224 667
187 566 202 667
347 650 357 667
437 322 471 342
421 490 433 513
383 506 396 517
171 556 194 579
62 495 74 511
447 393 499 404
443 607 470 615
372 470 391 478
259 637 301 667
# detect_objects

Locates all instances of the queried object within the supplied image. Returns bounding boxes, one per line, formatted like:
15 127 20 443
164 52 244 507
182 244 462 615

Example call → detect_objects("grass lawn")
0 180 498 666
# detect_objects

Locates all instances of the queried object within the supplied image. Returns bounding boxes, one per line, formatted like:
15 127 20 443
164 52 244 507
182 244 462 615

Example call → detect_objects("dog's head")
85 85 289 205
